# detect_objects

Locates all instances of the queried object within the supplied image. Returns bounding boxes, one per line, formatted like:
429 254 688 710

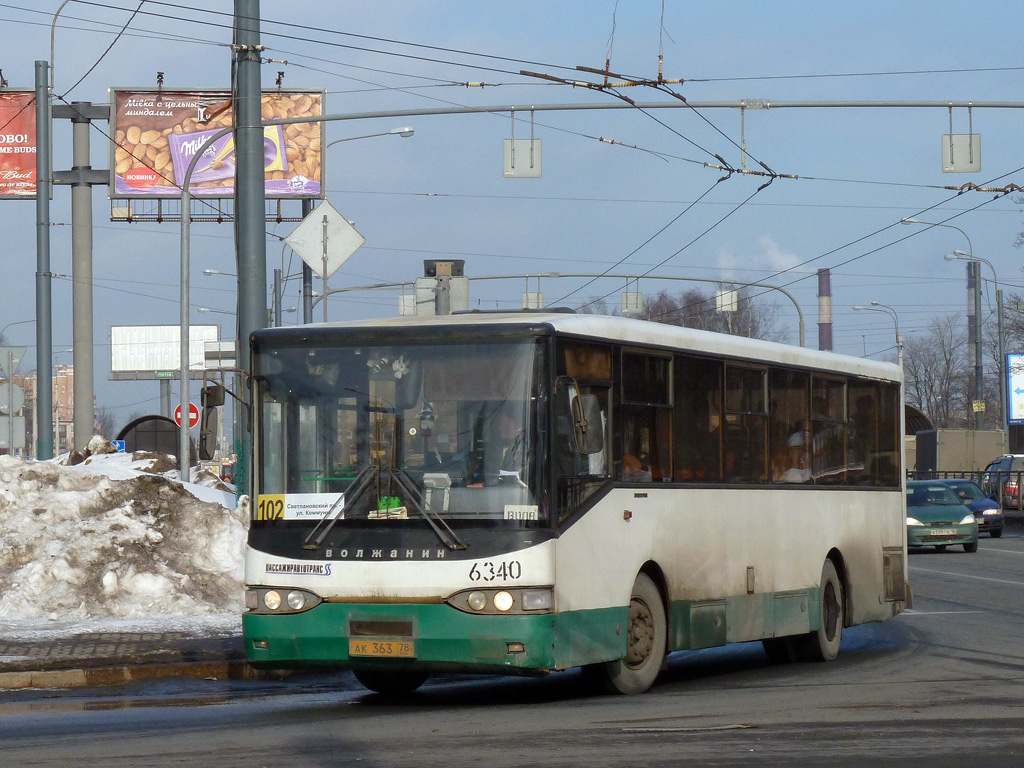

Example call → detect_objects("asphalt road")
3 532 1024 767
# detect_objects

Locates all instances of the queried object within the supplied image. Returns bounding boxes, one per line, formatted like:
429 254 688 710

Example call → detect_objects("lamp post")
306 127 415 323
853 302 902 367
51 348 72 455
945 249 1005 437
1 320 33 456
902 218 985 429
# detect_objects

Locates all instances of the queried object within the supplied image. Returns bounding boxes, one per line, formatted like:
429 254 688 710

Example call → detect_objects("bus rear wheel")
798 559 844 662
589 573 667 695
353 669 428 697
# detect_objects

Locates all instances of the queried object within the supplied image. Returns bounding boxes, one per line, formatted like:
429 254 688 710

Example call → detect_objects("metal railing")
907 469 1024 511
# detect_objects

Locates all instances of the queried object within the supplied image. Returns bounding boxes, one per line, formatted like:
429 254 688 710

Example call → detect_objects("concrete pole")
233 0 266 496
817 268 833 352
997 286 1007 439
34 60 53 459
969 262 984 429
70 103 94 451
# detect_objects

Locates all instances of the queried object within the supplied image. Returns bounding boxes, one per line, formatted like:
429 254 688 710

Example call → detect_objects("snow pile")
0 447 247 634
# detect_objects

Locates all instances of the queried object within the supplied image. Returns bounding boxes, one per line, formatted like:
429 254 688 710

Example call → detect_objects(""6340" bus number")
469 560 522 582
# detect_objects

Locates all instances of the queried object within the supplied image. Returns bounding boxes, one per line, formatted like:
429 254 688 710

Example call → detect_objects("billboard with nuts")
109 89 323 199
0 91 37 198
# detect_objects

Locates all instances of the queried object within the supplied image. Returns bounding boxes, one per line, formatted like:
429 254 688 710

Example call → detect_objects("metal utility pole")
301 199 313 323
34 60 53 459
70 103 94 451
233 0 266 494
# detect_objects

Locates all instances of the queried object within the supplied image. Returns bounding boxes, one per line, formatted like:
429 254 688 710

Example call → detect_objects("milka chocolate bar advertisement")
109 89 323 199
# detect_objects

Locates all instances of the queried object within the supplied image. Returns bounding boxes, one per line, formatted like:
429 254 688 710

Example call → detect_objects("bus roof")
254 312 902 383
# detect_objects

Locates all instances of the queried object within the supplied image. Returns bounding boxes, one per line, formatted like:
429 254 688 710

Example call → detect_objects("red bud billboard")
0 91 37 198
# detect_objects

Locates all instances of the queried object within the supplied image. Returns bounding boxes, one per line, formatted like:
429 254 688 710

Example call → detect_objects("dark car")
906 480 979 553
937 479 1004 538
981 455 1024 509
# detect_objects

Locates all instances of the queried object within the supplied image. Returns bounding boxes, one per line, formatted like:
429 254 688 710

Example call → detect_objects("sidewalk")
3 514 1021 692
0 631 251 690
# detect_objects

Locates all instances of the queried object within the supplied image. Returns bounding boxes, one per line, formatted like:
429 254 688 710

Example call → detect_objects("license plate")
930 528 956 536
349 639 415 658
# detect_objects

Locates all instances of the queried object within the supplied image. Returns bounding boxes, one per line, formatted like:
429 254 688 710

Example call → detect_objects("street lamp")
853 302 903 367
325 126 414 150
902 217 986 429
303 127 415 323
945 248 1006 437
0 318 34 343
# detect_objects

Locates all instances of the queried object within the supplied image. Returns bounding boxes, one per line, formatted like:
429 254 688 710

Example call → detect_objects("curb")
0 659 262 691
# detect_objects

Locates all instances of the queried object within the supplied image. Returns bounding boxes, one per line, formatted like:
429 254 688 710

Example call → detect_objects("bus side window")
618 353 672 483
723 365 768 483
674 356 722 482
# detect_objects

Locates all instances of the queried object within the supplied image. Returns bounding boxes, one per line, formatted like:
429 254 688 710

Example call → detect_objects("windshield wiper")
302 465 467 551
387 467 467 551
303 465 376 550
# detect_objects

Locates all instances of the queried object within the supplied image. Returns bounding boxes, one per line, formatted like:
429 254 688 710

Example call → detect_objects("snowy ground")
0 438 246 641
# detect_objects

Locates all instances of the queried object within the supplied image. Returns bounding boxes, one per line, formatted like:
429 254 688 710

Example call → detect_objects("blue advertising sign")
1006 353 1024 425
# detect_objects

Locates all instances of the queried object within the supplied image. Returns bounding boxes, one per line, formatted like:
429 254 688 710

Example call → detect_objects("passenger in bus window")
773 427 811 483
623 453 652 482
469 406 525 486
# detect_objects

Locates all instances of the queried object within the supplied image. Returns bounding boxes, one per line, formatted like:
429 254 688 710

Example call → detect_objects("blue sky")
1 1 1023 429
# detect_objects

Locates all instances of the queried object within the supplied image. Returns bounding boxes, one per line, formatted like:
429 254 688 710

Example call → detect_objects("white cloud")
715 236 800 278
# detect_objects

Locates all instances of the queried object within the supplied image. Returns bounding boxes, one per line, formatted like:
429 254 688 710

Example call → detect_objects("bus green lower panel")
245 603 622 675
552 605 628 669
669 589 817 651
244 588 821 673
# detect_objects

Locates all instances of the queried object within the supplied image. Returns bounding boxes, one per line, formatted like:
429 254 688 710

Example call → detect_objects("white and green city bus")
243 311 909 695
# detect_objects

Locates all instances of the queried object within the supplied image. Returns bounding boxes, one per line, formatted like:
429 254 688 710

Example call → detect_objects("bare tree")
576 296 616 316
903 313 970 428
640 288 784 341
94 406 117 439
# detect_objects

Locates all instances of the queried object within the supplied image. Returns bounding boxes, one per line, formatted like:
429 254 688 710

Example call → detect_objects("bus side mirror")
571 393 604 455
199 405 218 461
202 383 225 407
199 384 225 461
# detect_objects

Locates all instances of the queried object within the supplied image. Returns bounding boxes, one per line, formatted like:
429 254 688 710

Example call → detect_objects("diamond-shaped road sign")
0 346 26 378
284 200 365 281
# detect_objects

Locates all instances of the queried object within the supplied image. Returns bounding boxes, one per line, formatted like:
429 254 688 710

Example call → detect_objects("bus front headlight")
247 587 322 614
493 591 515 612
446 587 554 615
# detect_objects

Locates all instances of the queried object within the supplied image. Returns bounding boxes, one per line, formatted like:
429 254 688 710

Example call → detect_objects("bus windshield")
254 338 546 528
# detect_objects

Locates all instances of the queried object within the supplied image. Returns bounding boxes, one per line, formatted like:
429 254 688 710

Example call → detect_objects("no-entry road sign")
174 402 200 429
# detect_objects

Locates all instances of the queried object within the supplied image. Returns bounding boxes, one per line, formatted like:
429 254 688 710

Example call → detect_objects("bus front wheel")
589 572 667 695
799 559 844 662
353 668 428 697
